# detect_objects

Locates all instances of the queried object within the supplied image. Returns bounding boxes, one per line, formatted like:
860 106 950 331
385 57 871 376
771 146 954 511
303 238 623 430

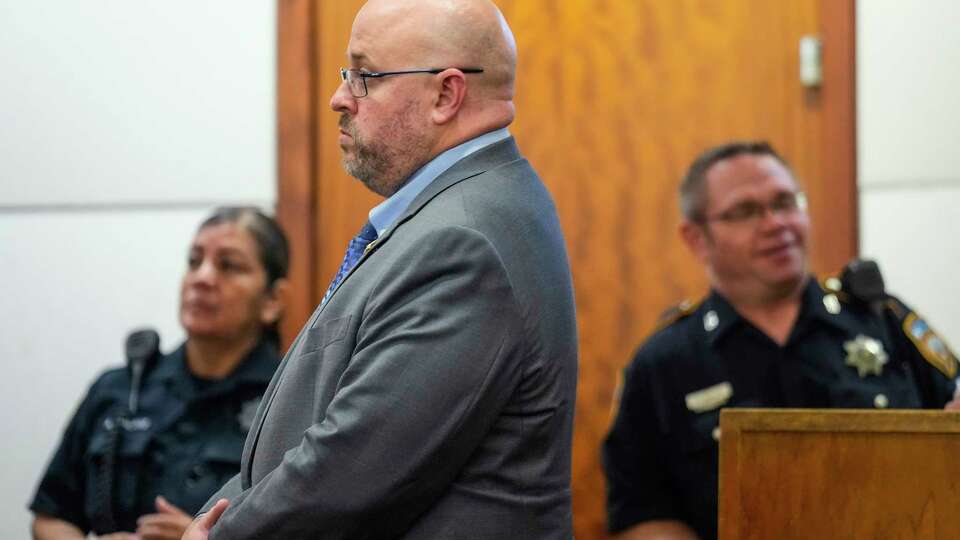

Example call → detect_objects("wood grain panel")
314 0 380 298
279 1 856 538
720 410 960 540
493 1 845 537
277 0 317 344
820 0 858 265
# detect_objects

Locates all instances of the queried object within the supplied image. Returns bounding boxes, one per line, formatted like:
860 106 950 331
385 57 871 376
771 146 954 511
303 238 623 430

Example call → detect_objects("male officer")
183 1 578 539
603 141 958 540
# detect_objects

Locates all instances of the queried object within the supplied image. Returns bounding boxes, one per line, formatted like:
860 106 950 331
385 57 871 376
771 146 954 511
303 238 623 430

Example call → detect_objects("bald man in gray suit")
182 1 578 539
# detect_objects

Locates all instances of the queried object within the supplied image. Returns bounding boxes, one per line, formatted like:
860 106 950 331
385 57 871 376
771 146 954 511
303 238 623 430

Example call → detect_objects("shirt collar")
697 276 862 347
703 277 831 347
703 289 743 347
801 277 864 337
155 339 279 397
367 127 511 236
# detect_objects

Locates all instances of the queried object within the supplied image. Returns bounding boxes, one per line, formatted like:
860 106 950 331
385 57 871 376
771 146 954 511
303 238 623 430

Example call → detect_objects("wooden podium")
718 409 960 540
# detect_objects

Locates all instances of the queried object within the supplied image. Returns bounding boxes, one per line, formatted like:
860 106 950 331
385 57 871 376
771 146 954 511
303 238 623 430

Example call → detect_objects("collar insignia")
823 293 841 315
703 310 719 332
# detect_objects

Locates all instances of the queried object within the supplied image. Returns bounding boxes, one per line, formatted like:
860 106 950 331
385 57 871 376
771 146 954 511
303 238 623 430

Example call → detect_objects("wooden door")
277 1 856 538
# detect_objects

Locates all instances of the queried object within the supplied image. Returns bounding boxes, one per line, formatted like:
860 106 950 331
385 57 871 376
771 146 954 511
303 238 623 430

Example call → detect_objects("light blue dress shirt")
367 128 511 237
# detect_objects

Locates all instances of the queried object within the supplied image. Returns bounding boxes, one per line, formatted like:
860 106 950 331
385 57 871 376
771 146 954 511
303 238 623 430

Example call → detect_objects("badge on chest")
843 334 889 378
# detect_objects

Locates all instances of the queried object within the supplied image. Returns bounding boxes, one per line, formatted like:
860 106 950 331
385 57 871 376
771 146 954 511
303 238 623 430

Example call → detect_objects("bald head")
333 0 518 194
353 0 517 101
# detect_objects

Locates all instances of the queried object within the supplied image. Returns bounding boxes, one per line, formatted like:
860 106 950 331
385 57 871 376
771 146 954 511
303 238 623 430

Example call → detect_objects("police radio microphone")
839 259 887 314
125 328 160 415
95 328 160 533
840 258 892 347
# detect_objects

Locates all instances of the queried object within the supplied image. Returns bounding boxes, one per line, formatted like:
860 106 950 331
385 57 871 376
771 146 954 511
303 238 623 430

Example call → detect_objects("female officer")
29 207 290 540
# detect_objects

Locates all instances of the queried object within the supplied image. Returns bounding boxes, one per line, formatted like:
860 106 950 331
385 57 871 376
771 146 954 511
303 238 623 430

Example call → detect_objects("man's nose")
330 79 357 113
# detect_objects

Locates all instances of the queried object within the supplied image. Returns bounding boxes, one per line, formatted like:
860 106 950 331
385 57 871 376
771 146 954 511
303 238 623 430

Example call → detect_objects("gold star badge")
844 334 889 378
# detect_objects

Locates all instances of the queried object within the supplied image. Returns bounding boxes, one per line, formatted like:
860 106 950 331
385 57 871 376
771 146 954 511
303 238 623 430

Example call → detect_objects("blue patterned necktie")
322 221 378 305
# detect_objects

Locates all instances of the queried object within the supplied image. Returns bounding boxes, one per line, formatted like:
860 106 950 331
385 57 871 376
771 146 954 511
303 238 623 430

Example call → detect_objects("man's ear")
680 220 710 264
259 278 290 326
431 69 468 124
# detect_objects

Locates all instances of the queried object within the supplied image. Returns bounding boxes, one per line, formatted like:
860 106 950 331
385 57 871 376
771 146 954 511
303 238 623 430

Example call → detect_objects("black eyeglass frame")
339 67 484 98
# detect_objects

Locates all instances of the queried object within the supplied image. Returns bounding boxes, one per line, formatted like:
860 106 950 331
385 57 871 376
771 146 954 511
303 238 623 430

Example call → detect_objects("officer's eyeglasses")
701 191 807 226
339 67 484 98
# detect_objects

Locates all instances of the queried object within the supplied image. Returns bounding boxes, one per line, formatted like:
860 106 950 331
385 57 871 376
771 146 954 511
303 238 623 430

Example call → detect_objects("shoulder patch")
655 299 699 331
902 312 958 379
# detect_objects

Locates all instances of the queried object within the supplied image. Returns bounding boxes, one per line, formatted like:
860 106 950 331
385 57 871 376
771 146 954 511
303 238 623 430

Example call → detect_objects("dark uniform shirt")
603 278 956 540
30 339 278 535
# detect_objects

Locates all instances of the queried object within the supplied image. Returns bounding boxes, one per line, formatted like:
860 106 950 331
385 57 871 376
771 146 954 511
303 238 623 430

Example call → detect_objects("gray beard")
339 106 429 197
343 142 395 196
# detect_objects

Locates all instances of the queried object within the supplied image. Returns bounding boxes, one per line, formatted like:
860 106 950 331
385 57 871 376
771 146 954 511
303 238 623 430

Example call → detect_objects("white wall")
0 2 275 538
857 0 960 347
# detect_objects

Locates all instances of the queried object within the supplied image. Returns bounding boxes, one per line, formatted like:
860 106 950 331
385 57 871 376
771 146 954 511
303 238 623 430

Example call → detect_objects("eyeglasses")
339 67 484 98
701 191 807 225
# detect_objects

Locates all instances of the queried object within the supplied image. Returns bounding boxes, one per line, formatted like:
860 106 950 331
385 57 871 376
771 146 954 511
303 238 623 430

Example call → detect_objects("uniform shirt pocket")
677 409 721 456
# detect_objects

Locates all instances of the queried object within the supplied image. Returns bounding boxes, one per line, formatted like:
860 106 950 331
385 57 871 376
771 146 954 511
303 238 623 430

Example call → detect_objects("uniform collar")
702 290 743 348
703 277 853 347
798 278 865 338
153 339 278 397
218 339 279 384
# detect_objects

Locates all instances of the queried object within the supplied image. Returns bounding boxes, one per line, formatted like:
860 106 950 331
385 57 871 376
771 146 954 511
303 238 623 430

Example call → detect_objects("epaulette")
610 299 699 430
887 298 958 379
655 299 700 332
607 369 625 431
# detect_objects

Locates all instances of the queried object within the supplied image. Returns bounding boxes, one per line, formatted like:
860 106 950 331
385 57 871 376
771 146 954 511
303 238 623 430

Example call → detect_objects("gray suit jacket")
204 138 578 539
